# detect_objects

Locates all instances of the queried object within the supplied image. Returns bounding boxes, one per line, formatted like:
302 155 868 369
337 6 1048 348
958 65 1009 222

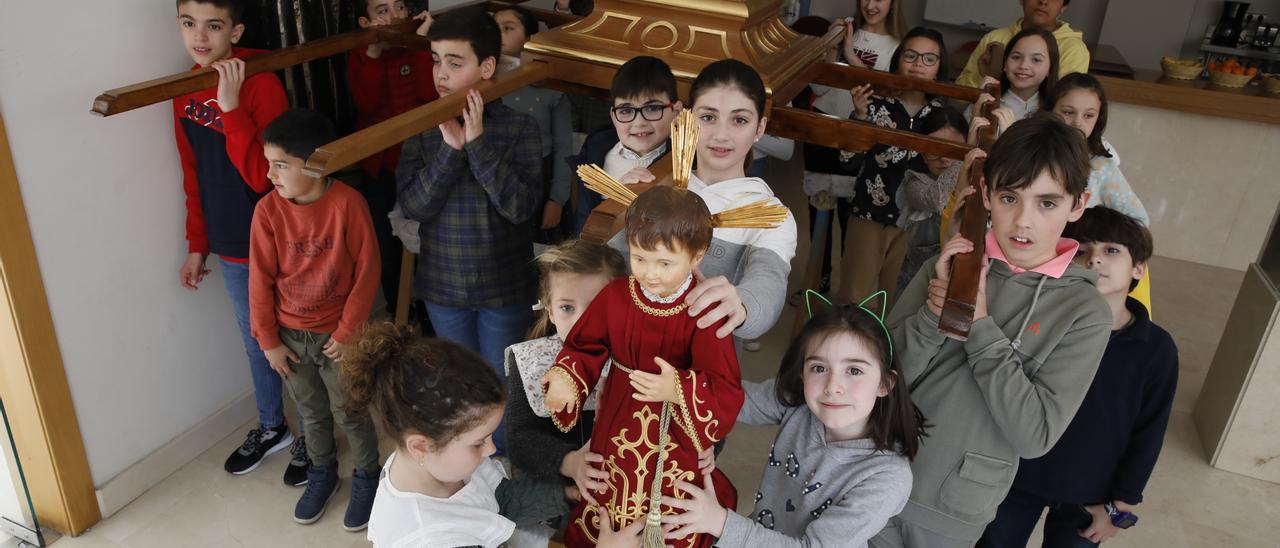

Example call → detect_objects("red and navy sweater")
347 44 437 178
173 48 288 262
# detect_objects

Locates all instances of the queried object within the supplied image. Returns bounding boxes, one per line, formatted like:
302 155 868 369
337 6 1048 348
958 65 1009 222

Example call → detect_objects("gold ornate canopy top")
523 0 831 105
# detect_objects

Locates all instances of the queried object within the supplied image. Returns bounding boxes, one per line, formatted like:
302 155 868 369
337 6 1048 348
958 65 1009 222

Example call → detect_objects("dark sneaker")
223 424 293 475
294 464 340 524
343 467 380 532
282 436 311 487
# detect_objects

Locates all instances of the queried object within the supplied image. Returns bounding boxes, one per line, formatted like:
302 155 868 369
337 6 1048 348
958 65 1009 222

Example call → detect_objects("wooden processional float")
91 0 1003 338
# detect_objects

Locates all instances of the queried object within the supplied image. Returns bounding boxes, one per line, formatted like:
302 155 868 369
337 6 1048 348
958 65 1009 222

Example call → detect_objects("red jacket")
173 48 288 260
347 44 438 177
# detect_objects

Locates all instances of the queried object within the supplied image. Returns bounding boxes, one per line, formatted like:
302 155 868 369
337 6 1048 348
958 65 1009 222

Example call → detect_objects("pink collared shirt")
984 231 1080 279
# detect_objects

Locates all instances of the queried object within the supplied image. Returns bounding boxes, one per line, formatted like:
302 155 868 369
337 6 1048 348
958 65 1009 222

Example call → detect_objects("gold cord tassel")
711 199 790 229
578 164 637 206
670 109 698 190
642 402 673 548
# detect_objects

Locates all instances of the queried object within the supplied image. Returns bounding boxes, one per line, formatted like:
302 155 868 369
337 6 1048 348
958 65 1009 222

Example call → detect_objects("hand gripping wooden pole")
302 61 549 177
938 82 1002 338
88 0 539 117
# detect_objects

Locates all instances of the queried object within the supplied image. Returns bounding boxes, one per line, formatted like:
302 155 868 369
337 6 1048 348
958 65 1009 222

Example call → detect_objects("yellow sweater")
956 18 1091 89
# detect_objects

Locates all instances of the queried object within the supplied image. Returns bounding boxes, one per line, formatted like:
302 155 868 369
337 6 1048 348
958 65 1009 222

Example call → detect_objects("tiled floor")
52 156 1280 547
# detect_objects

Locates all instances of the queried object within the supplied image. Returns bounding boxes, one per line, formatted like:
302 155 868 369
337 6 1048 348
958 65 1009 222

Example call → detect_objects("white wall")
0 2 254 486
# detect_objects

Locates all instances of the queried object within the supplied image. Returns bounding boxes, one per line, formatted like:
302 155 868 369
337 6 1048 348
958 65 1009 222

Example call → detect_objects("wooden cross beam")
938 82 1001 338
89 0 536 117
303 61 549 177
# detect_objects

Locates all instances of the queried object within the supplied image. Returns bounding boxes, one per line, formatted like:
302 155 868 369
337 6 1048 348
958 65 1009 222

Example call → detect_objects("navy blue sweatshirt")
1012 297 1178 505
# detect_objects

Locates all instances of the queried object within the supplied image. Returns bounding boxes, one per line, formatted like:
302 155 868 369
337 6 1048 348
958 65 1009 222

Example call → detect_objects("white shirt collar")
611 141 668 163
639 273 693 304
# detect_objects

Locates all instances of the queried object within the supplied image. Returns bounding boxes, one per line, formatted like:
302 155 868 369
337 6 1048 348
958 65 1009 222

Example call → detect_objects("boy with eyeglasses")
568 56 681 235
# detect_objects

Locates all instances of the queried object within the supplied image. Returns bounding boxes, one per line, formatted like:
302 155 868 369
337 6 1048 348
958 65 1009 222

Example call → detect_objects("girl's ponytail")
342 321 505 446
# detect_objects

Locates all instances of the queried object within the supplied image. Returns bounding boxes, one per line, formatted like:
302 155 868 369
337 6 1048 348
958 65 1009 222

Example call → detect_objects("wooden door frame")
0 112 101 535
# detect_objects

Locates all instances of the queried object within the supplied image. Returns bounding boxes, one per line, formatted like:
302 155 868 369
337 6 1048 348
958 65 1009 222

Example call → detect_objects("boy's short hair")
497 6 539 37
624 187 713 257
262 109 338 161
176 0 245 25
611 56 678 104
1064 207 1153 290
985 112 1090 202
426 7 502 65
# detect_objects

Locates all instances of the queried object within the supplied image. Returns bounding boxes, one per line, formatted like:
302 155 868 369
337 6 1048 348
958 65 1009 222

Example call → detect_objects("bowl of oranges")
1161 57 1203 80
1207 58 1257 88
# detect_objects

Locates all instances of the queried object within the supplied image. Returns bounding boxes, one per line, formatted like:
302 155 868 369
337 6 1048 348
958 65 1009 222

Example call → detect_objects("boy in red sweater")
249 109 382 530
348 0 437 317
172 0 309 485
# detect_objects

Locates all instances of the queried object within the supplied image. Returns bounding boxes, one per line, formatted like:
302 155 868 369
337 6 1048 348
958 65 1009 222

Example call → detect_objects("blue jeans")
424 302 532 453
220 258 300 434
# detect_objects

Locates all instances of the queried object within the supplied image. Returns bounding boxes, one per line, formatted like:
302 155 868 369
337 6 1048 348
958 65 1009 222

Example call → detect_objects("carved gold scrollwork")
683 25 732 60
575 11 642 46
640 21 679 51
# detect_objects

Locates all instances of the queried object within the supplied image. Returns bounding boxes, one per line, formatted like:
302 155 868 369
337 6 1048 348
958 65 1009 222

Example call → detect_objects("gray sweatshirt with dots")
717 380 912 548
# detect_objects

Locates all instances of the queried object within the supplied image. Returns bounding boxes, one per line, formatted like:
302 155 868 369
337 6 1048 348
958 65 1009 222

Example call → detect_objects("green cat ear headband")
804 289 894 362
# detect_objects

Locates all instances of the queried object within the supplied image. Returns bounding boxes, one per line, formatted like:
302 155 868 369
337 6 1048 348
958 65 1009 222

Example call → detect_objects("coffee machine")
1211 1 1251 47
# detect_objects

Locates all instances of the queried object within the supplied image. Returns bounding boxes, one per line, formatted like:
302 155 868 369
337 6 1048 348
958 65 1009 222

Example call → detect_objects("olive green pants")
280 327 380 472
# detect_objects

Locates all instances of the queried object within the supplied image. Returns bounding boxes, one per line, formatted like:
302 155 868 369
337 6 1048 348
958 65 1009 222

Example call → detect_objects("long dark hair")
343 322 505 447
889 26 948 82
1044 72 1111 158
774 304 927 459
689 59 768 173
999 28 1060 101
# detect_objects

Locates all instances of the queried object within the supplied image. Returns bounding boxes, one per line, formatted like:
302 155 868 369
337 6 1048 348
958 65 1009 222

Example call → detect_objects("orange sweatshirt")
249 180 380 349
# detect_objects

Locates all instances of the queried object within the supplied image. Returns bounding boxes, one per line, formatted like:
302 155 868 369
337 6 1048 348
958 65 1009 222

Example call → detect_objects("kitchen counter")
1095 68 1280 125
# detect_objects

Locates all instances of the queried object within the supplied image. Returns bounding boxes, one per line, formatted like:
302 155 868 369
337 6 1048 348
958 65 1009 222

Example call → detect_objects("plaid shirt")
396 102 543 308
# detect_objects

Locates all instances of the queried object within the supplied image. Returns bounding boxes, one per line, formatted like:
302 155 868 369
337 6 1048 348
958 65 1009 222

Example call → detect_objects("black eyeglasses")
611 103 673 123
901 49 940 66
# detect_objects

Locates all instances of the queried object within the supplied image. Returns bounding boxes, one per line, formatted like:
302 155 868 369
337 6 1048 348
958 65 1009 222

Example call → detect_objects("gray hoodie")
886 256 1111 541
718 380 912 548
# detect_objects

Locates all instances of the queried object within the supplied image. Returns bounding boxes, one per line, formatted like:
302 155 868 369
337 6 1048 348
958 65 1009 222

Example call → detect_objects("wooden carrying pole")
89 0 533 117
937 82 1001 338
304 61 549 177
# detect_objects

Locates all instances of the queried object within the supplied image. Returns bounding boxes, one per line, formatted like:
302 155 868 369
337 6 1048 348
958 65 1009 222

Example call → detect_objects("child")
171 0 308 485
1045 73 1149 226
660 295 922 547
839 27 949 306
494 5 575 243
542 185 757 548
502 240 628 541
895 106 969 293
247 109 381 530
977 207 1177 548
871 114 1113 547
395 7 544 453
667 59 799 342
968 28 1059 121
348 0 437 318
833 0 906 70
569 56 679 235
344 322 576 547
956 0 1088 88
809 0 904 120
